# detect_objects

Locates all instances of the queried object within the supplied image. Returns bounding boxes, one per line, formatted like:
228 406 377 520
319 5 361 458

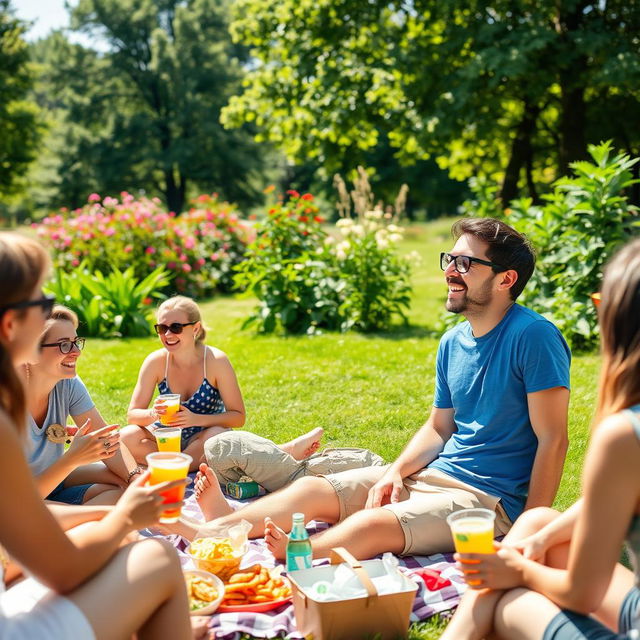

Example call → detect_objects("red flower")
301 193 314 201
286 189 300 198
314 216 324 223
299 215 309 223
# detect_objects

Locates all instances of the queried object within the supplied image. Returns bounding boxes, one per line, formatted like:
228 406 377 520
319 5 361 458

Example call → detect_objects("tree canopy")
222 0 640 205
28 0 265 213
0 0 40 199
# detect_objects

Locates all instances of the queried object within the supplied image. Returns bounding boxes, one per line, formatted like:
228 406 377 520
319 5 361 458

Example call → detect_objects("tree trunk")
164 166 185 214
556 1 589 175
500 101 540 207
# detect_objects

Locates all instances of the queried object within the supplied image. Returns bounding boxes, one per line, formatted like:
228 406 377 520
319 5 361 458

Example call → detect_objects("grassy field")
77 217 598 638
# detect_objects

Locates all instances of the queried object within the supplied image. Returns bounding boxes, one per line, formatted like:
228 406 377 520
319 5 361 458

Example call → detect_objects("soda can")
226 481 260 499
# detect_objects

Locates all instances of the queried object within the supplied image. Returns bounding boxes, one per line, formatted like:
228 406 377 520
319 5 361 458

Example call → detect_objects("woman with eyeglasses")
0 232 205 639
121 295 246 470
20 305 141 505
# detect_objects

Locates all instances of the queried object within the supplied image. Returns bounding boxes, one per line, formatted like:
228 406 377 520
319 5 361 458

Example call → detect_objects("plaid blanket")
143 482 466 639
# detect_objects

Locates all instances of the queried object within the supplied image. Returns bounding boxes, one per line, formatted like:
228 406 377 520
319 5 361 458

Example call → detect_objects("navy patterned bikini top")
157 347 225 442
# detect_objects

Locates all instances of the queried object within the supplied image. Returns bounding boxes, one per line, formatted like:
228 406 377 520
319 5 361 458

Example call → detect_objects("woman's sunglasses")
0 294 56 319
41 337 86 354
154 321 197 335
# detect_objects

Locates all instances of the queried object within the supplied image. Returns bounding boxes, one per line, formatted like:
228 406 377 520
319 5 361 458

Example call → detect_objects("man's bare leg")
206 476 341 537
266 506 405 561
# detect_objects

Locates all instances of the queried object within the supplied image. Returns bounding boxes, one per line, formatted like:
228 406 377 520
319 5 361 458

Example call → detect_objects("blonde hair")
157 296 207 343
41 305 78 342
0 232 50 431
593 237 640 425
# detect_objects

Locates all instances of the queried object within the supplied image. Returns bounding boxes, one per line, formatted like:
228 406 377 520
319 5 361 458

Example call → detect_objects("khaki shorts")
204 431 385 493
323 465 512 556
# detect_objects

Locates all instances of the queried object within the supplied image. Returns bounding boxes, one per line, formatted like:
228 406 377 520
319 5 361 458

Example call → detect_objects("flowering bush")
235 191 344 334
34 192 254 297
235 190 413 334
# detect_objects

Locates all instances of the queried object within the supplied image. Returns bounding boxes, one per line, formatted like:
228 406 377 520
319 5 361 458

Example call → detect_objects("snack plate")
217 595 292 613
217 571 292 613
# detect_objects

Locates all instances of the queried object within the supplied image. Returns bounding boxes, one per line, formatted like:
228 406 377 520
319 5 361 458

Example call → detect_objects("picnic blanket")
143 481 466 639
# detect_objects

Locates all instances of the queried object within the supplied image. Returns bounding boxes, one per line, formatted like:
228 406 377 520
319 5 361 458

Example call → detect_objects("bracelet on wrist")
126 466 143 483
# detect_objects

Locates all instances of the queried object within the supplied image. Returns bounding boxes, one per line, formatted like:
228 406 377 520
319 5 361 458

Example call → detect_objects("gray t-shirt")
26 377 94 476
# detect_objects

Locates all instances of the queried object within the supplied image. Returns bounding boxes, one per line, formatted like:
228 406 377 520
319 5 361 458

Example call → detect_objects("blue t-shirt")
429 304 571 522
26 376 95 476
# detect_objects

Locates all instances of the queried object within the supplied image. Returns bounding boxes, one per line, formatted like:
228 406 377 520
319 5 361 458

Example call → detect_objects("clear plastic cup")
154 427 181 452
146 452 192 523
156 393 180 426
447 508 496 555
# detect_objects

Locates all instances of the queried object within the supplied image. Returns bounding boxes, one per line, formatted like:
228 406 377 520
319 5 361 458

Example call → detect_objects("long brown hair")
0 232 50 431
593 237 640 424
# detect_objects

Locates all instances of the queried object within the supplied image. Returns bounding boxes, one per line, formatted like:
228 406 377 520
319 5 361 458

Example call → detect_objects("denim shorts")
543 587 640 640
46 482 93 505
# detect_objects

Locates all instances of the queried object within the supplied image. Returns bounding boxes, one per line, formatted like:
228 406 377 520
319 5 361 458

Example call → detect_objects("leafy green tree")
29 0 265 214
0 0 40 200
222 0 640 207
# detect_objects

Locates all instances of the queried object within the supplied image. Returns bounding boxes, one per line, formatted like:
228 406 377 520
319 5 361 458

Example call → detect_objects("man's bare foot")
191 615 211 639
279 427 324 461
264 516 288 561
194 463 233 521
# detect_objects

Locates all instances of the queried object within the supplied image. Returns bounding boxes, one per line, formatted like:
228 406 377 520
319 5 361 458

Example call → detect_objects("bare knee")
119 424 150 447
291 475 335 496
505 506 559 542
494 587 559 639
132 538 182 575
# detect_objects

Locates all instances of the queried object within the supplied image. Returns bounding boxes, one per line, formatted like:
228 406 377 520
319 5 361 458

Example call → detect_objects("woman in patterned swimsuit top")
120 296 246 472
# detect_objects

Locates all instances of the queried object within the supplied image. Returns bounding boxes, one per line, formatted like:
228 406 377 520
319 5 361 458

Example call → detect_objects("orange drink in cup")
146 452 192 523
156 394 180 426
154 427 181 452
447 508 496 555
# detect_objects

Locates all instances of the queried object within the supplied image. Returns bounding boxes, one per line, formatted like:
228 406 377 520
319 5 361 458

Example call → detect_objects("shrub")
507 142 639 350
234 191 344 334
236 181 413 335
44 263 170 337
34 192 253 297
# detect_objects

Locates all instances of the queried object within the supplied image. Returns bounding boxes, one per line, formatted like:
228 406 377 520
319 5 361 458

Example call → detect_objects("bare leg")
494 588 561 640
67 538 194 640
183 427 230 471
206 476 341 537
65 463 126 488
279 427 324 461
194 463 233 520
441 507 560 640
119 425 158 466
82 486 124 506
265 506 405 561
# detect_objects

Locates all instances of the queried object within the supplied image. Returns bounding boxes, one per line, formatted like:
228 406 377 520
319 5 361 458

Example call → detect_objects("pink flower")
196 257 205 267
71 259 80 267
88 193 100 202
182 263 192 273
184 237 195 250
123 245 133 253
145 246 156 255
167 261 177 270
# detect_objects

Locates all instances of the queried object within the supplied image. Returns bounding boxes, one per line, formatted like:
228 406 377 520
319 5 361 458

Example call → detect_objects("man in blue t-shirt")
197 218 571 560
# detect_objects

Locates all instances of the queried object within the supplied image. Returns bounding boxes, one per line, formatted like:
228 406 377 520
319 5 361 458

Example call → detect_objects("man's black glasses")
440 252 505 274
0 294 55 318
154 321 197 335
41 338 86 354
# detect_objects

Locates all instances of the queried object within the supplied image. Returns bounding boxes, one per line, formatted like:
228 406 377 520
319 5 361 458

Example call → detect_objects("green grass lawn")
77 217 598 639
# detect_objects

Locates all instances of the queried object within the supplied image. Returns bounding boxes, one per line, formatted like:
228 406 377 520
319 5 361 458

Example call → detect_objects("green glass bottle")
286 512 313 572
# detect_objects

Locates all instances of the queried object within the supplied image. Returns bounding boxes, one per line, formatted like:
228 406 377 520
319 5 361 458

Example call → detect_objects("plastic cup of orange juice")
146 452 192 523
154 427 181 452
156 394 180 425
447 508 496 555
591 292 601 307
